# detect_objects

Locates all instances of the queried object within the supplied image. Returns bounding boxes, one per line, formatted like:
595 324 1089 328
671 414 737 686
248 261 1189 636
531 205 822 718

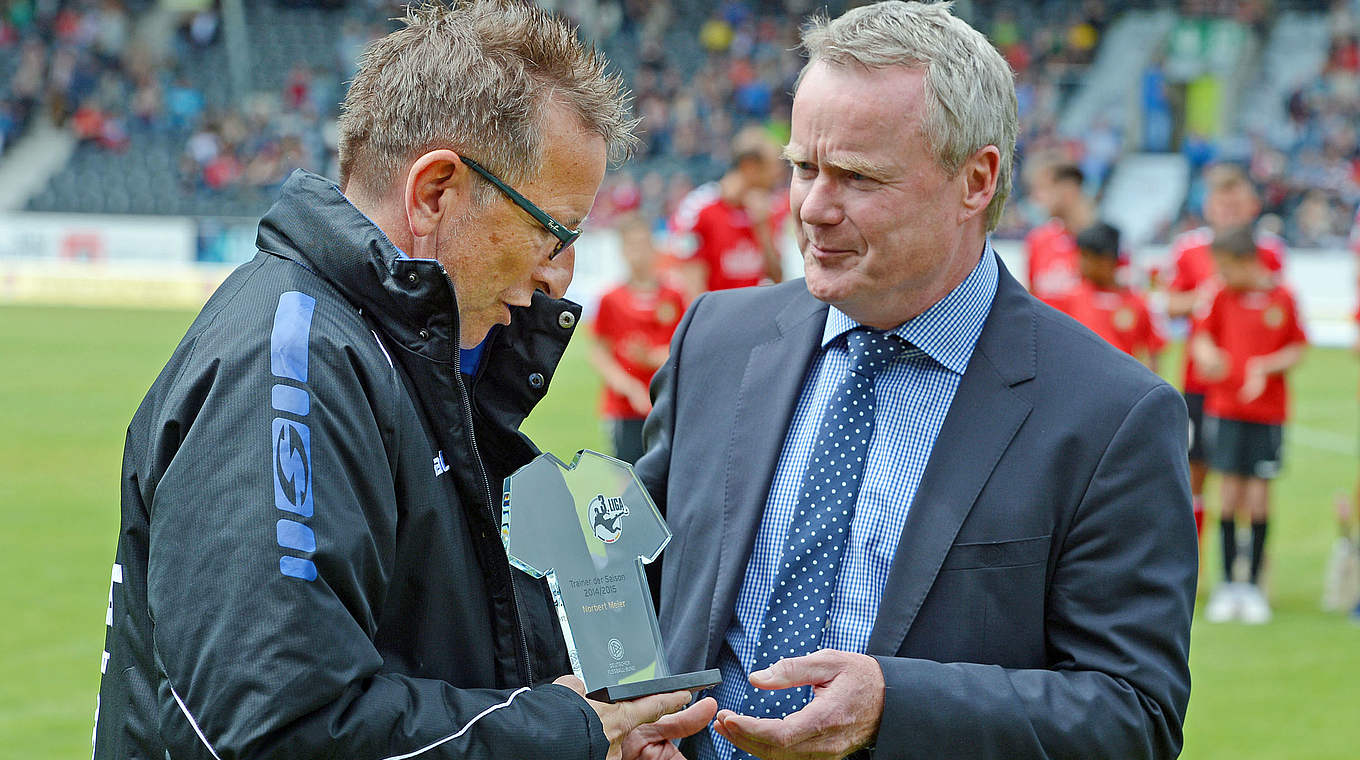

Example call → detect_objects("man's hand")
624 379 654 415
555 676 693 760
741 188 773 224
711 650 884 760
1239 358 1267 403
621 696 719 760
1193 279 1219 317
1190 335 1229 382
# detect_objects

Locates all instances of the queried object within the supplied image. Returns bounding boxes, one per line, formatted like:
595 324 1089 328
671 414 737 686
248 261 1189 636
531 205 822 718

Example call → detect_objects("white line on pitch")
1289 425 1355 455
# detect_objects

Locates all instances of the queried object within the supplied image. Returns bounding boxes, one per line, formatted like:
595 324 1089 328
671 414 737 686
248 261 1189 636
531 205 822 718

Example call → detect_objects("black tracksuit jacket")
94 171 608 759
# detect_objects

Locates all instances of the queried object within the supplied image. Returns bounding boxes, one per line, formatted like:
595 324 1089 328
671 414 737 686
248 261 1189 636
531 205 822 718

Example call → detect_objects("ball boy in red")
1191 226 1306 624
1057 222 1165 370
1165 165 1286 541
590 215 686 463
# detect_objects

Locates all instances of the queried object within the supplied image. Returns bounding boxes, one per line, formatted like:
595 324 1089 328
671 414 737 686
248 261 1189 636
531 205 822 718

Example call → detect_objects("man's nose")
535 245 575 299
797 175 843 227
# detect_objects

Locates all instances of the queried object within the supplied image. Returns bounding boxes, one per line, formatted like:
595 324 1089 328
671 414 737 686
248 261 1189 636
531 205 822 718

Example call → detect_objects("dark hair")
1050 163 1084 187
1076 221 1120 259
1210 225 1258 259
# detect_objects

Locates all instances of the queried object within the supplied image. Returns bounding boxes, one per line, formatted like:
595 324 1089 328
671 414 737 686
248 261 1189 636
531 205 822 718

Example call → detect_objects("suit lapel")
705 288 827 668
865 262 1038 657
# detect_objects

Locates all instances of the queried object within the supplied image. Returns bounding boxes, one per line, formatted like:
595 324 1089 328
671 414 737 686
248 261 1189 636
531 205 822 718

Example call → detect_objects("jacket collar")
254 170 579 368
255 170 461 361
254 170 581 434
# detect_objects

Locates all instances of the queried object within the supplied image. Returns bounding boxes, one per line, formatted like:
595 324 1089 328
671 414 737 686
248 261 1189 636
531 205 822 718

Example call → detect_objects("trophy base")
588 668 722 703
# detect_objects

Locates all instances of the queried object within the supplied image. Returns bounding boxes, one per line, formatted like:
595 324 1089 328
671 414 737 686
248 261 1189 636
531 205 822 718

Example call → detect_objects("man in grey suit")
624 3 1197 759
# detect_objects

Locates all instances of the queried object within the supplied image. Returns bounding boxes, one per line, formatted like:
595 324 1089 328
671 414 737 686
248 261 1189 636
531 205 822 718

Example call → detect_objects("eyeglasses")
460 156 582 260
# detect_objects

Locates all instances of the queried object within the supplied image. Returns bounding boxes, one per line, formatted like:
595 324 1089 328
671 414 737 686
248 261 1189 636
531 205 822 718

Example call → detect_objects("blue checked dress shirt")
739 328 908 738
701 248 998 760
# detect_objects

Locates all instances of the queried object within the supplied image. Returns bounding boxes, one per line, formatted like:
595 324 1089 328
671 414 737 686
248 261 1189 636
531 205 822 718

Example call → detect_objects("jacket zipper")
454 361 535 687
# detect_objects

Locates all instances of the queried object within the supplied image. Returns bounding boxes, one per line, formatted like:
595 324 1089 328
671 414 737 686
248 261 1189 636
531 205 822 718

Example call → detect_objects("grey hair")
337 0 639 202
798 1 1018 231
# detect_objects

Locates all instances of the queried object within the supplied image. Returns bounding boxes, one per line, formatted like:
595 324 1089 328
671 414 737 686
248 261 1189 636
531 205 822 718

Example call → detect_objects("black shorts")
1185 392 1207 462
609 417 646 464
1206 417 1283 479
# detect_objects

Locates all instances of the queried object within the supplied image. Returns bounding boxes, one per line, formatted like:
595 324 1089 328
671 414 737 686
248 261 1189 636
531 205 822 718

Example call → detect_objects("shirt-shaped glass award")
502 449 720 702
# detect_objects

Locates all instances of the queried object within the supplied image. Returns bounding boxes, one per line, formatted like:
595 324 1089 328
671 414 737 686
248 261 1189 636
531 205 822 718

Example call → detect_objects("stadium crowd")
0 0 1357 245
1253 0 1360 247
1 0 1133 228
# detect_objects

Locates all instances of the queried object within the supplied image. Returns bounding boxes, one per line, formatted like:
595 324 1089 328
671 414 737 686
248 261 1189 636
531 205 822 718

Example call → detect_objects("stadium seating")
2 0 1353 249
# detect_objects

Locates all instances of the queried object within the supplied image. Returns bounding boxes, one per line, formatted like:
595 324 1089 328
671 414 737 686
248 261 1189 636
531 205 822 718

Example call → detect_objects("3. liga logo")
589 495 629 543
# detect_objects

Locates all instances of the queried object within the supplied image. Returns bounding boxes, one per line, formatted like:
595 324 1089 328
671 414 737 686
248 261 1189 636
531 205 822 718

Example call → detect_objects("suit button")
418 329 430 341
406 272 419 286
528 372 545 389
558 311 576 329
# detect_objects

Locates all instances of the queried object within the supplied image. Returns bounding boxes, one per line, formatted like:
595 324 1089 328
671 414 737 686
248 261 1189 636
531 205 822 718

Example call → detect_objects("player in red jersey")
1024 162 1096 306
1192 226 1307 624
1057 222 1165 369
590 214 686 463
670 126 787 298
1350 205 1360 623
1165 164 1286 540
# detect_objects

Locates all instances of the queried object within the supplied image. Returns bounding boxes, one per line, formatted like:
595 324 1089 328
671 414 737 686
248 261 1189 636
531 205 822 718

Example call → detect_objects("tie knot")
844 328 903 378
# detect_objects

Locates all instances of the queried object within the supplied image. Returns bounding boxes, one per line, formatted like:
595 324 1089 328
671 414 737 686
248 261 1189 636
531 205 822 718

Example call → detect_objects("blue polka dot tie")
739 328 905 736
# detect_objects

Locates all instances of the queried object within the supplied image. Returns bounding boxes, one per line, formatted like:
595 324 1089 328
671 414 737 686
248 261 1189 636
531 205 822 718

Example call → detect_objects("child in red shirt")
590 214 686 463
1057 222 1165 371
1192 225 1307 624
1163 165 1287 547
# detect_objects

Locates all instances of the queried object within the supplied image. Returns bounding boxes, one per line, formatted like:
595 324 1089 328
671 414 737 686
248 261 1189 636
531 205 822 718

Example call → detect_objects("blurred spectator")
1025 161 1095 305
1142 58 1174 152
1165 163 1288 545
1054 221 1166 371
589 213 686 463
1194 224 1308 626
0 0 1349 248
669 125 786 299
164 75 204 131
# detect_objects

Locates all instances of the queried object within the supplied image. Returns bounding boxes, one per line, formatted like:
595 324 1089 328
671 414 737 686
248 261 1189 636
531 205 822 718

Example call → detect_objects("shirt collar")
821 242 998 374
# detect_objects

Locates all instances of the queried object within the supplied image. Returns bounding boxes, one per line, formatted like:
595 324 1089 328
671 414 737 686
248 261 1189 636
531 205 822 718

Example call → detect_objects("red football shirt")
671 184 785 292
1167 227 1286 393
592 283 686 419
1025 219 1080 305
1200 285 1306 425
1056 281 1166 359
1351 207 1360 322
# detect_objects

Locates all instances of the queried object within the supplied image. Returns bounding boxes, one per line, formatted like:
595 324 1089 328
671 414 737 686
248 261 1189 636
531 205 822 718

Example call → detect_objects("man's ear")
958 144 1001 225
404 149 474 239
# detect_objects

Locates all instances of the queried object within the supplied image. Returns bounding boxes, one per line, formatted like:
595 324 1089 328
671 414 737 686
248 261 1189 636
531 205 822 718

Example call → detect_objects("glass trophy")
502 449 721 702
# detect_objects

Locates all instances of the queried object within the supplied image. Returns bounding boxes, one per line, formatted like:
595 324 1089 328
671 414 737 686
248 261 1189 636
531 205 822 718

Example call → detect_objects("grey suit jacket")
635 258 1196 759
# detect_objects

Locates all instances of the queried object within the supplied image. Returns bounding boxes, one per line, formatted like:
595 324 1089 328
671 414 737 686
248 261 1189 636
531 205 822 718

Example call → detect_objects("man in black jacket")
93 3 710 758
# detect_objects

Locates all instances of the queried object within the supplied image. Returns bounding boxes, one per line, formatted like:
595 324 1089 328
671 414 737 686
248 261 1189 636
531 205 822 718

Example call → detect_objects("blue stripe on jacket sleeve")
270 292 317 382
271 384 310 416
276 519 317 553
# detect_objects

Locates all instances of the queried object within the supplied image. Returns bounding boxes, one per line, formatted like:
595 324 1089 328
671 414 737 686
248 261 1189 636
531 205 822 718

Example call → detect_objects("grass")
1 303 1356 758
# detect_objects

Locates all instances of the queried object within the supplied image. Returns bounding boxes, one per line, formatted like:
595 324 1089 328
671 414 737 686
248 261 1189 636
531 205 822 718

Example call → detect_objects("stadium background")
1 0 1358 757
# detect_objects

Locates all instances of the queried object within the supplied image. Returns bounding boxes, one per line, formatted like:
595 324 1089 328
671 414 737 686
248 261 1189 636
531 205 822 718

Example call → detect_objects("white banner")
0 212 196 264
0 222 1352 347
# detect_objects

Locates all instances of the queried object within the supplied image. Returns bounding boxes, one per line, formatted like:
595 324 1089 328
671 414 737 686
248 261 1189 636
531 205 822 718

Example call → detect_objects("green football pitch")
2 302 1357 758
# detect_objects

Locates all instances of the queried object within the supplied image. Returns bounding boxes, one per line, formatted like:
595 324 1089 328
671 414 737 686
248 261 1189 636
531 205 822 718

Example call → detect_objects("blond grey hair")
338 0 639 202
798 1 1018 231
